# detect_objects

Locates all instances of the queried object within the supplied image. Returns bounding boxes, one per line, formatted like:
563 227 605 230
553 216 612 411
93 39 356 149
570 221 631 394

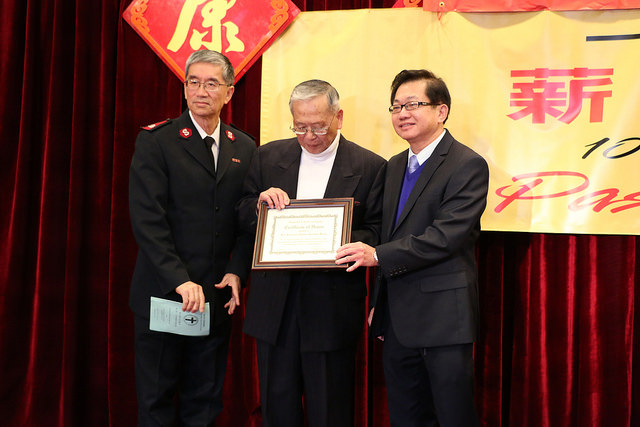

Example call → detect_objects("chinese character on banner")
123 0 300 82
508 67 613 124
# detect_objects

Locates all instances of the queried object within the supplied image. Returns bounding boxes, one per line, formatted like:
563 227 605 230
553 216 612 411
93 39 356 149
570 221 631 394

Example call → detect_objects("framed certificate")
252 198 354 269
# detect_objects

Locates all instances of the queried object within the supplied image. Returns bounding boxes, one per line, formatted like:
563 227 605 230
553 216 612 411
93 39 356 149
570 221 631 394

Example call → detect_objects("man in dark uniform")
128 50 256 426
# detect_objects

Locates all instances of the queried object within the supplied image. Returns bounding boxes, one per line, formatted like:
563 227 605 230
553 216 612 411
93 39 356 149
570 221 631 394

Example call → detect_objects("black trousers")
134 315 231 427
382 320 479 427
256 282 357 427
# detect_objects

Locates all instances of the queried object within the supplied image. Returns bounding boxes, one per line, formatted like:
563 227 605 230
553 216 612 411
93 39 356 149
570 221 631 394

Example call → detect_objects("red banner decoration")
393 0 422 6
393 0 640 10
123 0 300 82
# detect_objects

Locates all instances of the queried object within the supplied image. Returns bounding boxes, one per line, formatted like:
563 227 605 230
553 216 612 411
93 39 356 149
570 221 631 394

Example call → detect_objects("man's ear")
224 85 235 104
438 104 449 123
336 109 344 129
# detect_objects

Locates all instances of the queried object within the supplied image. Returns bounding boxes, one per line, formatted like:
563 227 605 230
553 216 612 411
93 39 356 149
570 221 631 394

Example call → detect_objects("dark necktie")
204 136 216 171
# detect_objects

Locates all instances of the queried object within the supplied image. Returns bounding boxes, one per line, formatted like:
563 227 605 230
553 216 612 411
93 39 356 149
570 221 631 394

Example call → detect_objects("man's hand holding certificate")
252 198 354 269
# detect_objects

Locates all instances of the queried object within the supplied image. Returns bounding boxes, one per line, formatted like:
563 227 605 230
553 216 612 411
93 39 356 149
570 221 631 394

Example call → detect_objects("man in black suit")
336 69 489 426
128 50 256 426
237 79 386 427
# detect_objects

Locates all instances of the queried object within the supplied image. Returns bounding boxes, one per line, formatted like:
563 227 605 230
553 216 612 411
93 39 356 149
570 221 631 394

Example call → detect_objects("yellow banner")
261 9 640 234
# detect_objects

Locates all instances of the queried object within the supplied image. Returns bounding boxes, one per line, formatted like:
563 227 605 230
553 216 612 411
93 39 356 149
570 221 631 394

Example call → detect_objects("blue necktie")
408 154 419 174
395 155 422 226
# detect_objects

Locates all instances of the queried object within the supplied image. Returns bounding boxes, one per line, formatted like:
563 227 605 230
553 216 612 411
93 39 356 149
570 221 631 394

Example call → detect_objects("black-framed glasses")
184 79 230 92
290 115 335 136
389 101 439 114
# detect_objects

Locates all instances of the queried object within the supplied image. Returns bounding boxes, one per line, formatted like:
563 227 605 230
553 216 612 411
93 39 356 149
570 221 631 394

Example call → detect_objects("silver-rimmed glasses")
184 79 231 92
290 115 336 136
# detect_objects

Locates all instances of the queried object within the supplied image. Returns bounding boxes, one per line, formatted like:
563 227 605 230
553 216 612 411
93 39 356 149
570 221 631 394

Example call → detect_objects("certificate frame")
252 197 354 269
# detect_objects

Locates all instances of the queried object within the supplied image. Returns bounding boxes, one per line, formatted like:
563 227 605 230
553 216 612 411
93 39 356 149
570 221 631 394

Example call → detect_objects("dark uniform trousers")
134 316 232 427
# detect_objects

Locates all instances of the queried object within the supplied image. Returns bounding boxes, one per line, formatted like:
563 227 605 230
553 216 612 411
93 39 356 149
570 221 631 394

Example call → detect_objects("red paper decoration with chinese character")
123 0 300 82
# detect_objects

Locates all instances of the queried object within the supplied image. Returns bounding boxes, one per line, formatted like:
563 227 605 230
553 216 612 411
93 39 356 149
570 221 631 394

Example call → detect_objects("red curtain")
0 0 638 426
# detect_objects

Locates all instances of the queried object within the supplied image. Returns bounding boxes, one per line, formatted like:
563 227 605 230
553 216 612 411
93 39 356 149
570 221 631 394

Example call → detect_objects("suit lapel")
216 124 233 183
392 132 453 234
383 152 407 240
179 112 216 177
273 140 302 198
324 137 360 198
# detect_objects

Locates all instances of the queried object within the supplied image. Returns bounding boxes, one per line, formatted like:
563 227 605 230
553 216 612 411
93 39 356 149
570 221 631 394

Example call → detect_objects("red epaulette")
141 119 171 131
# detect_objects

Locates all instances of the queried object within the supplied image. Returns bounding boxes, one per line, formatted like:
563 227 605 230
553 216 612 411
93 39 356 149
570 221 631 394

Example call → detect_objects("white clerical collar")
189 111 221 144
300 130 341 160
409 129 446 166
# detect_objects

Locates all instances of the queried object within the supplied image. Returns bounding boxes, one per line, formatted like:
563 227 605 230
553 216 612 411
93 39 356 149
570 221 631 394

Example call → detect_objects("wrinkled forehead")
291 97 334 123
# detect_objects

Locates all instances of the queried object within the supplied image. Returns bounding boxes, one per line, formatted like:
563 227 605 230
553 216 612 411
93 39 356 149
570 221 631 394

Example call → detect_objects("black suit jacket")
129 110 256 326
238 135 386 351
371 130 489 348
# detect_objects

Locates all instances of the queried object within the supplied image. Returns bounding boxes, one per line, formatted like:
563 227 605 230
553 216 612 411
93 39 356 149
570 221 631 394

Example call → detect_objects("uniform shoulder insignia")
141 119 171 131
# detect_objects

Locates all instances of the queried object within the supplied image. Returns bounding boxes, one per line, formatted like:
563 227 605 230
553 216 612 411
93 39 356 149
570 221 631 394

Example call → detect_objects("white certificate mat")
263 206 343 259
149 297 210 336
252 198 353 269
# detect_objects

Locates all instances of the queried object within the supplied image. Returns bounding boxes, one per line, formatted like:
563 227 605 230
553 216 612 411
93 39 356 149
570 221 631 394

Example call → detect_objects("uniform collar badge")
226 130 235 141
180 128 192 138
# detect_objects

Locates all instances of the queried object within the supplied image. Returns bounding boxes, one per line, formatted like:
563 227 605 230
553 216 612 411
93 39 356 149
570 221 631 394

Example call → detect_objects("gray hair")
289 79 340 113
184 50 235 85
